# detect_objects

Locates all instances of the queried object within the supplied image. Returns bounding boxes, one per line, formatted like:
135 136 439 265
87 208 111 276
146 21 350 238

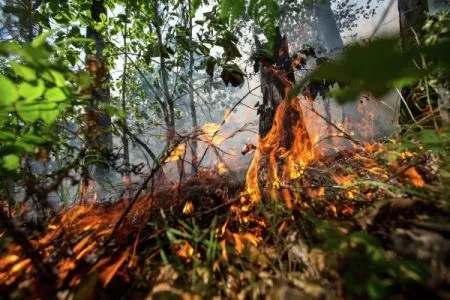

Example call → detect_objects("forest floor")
1 142 450 300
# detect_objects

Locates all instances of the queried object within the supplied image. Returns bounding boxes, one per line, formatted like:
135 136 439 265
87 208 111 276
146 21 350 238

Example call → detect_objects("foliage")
327 231 429 299
0 33 82 173
220 0 279 40
289 36 450 104
0 1 449 299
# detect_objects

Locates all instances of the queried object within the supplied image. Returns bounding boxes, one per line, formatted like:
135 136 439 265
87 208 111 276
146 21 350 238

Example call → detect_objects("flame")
245 98 315 203
165 143 186 162
99 250 129 287
332 175 355 186
307 187 325 199
404 167 425 187
232 233 262 254
220 240 228 261
201 123 220 137
223 108 232 123
182 201 194 215
0 254 19 266
176 241 194 261
0 50 434 296
199 123 226 146
216 162 229 176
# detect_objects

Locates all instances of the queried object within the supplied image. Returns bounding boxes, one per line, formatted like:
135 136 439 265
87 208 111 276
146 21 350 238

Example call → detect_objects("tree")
85 0 113 182
187 0 199 175
2 0 42 42
121 2 131 193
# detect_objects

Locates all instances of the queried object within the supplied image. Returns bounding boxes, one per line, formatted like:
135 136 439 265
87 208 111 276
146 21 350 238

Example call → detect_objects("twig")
370 0 396 39
395 88 420 125
299 102 362 146
197 84 265 167
116 122 159 166
103 137 186 246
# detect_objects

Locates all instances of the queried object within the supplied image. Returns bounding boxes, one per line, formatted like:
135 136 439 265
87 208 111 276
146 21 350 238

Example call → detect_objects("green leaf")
329 86 361 104
43 69 66 87
2 154 20 171
306 37 425 103
16 102 40 122
10 62 37 81
216 33 241 61
0 76 18 105
366 275 388 300
192 0 201 12
40 102 60 124
45 87 68 102
31 30 54 48
74 71 92 89
18 79 45 102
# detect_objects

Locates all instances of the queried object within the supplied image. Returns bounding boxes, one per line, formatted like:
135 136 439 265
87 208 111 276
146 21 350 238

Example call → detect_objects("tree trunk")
121 4 131 196
438 87 450 128
188 0 198 175
86 0 113 182
256 27 306 145
153 0 175 146
256 54 281 137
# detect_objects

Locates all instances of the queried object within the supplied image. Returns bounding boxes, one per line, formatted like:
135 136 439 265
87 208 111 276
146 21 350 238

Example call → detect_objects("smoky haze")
26 0 409 208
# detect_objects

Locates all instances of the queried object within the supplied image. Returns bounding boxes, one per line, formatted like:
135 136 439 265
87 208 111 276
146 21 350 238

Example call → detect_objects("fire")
216 162 229 176
404 167 425 187
245 66 315 204
332 174 355 186
182 201 194 215
307 187 325 199
199 123 226 146
201 123 220 137
165 143 186 162
176 241 194 261
223 108 232 123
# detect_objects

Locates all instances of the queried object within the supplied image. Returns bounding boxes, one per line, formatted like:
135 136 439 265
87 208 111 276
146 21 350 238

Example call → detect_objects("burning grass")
0 57 448 299
0 135 444 299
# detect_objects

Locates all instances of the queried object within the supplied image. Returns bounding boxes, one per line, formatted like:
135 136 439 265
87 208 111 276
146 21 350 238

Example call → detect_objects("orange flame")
245 66 315 204
165 143 186 162
404 167 425 187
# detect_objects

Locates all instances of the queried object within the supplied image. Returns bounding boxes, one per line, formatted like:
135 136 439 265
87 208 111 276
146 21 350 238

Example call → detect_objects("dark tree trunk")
121 4 131 195
188 0 198 175
86 0 113 182
256 27 295 138
255 27 313 153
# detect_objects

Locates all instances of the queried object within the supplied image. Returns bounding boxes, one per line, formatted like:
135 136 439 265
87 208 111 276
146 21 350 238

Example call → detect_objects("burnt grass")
1 147 450 299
